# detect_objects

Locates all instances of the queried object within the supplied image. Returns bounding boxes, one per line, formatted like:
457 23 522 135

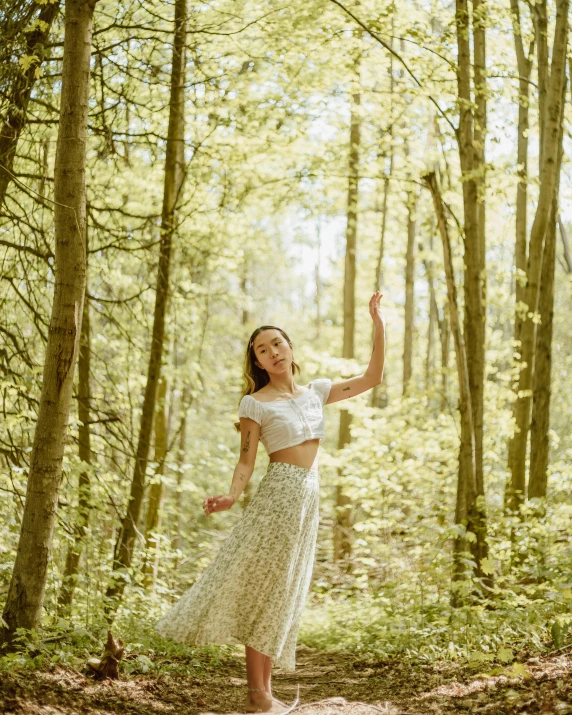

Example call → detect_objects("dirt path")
1 644 571 714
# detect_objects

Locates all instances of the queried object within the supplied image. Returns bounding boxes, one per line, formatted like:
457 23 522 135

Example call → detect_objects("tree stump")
87 631 124 680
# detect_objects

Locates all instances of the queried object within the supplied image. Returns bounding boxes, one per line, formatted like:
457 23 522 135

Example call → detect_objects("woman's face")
252 329 292 375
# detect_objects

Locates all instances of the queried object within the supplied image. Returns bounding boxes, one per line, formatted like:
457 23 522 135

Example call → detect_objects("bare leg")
245 646 272 713
264 656 288 708
263 655 272 697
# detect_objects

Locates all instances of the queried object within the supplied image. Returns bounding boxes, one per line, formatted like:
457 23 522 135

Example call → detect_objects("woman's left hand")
369 291 385 330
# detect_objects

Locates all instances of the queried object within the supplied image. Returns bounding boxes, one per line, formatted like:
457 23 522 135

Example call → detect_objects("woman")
155 292 386 713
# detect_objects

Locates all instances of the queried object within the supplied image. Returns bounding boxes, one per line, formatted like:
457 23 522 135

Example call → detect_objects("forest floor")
1 643 571 715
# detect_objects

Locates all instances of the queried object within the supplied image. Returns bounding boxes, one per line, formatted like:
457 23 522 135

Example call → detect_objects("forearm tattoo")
242 431 251 452
343 386 350 391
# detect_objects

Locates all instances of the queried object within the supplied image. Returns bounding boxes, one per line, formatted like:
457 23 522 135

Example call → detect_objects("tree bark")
557 215 572 274
455 0 489 582
420 232 449 408
506 0 534 507
1 0 96 646
0 1 61 207
403 189 417 394
105 0 187 617
334 37 361 571
507 0 569 510
173 386 190 553
58 225 92 610
528 73 566 499
142 376 168 586
472 0 486 508
423 171 478 603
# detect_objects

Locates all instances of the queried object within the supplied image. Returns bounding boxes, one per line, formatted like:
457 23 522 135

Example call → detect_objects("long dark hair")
234 325 301 432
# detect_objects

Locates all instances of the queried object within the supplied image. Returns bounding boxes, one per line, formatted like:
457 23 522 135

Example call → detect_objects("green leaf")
480 557 495 575
497 647 513 663
504 663 529 678
551 621 563 648
18 54 39 72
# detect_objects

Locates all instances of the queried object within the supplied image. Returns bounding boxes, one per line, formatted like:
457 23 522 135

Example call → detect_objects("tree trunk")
420 231 449 408
455 0 489 582
0 1 61 207
1 0 95 646
557 215 572 274
424 246 436 391
403 189 417 394
58 225 92 610
173 386 190 553
105 0 187 617
142 376 168 586
334 38 361 571
506 0 534 508
472 0 486 509
528 74 566 500
439 306 450 414
370 24 395 410
423 171 478 603
507 0 569 510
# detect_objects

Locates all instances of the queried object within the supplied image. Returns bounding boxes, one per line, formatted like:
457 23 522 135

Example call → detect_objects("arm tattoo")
343 386 350 391
242 431 251 452
239 472 246 482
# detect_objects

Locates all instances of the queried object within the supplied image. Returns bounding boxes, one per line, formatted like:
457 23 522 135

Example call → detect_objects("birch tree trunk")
0 0 61 207
1 0 96 646
105 0 187 617
334 38 361 570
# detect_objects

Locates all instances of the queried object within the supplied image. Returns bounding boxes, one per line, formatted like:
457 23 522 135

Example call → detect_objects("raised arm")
326 291 386 405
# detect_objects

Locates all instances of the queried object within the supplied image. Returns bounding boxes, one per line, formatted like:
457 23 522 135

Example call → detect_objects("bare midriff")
269 438 320 471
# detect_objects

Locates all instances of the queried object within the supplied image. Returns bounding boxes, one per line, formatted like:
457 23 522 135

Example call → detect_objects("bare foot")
244 690 273 713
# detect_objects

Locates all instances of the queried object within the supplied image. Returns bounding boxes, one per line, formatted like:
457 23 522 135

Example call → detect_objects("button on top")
289 399 312 439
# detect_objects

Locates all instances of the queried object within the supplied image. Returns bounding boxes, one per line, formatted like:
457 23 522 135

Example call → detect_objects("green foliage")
0 620 236 675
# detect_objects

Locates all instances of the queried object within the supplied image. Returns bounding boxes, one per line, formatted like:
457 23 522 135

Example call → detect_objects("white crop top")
238 378 332 454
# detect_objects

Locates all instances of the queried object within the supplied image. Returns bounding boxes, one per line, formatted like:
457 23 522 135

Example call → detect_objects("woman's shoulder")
246 390 269 404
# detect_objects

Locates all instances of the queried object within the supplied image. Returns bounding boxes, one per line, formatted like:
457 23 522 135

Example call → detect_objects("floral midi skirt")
155 461 320 671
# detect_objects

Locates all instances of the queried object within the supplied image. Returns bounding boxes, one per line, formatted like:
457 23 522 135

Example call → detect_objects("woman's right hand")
203 494 235 517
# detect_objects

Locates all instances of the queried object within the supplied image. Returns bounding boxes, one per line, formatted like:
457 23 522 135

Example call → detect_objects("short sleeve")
238 394 263 425
312 377 332 405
